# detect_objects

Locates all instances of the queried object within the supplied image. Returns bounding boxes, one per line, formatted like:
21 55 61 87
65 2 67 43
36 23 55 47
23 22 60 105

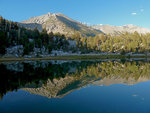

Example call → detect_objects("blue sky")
0 0 150 28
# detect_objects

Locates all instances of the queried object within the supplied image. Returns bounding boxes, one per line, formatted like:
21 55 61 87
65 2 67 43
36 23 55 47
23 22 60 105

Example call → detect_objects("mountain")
19 12 102 36
91 24 150 34
18 13 150 36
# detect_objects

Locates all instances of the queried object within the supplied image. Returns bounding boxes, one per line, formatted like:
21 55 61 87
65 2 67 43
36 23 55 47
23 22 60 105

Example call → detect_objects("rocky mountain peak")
47 12 52 16
123 24 137 28
19 12 102 36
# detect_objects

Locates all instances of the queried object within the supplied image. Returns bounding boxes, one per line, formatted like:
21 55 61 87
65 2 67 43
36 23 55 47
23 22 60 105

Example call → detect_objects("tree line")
0 16 70 55
0 16 150 55
72 31 150 54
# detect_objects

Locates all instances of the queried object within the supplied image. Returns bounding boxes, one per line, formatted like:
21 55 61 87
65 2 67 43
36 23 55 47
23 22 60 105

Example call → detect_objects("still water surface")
0 60 150 113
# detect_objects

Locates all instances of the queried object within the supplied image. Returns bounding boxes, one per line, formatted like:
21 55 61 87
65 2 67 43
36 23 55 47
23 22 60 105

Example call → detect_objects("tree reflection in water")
0 60 150 99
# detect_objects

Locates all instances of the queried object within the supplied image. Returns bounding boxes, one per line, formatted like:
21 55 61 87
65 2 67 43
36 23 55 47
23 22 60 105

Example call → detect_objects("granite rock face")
19 13 102 36
5 45 24 57
91 24 150 34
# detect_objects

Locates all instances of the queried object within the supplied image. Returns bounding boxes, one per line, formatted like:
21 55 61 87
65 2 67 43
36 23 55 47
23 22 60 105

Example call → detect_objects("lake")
0 59 150 113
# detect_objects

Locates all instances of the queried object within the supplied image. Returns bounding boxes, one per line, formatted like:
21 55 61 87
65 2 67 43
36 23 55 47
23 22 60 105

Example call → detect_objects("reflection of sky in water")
0 60 150 113
1 81 150 113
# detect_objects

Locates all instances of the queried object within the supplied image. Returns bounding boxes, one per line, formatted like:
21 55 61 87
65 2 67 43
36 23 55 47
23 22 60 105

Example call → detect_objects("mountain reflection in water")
0 60 150 99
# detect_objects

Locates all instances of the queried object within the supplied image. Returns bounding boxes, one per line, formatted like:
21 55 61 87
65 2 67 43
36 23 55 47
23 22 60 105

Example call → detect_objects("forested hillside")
0 16 150 57
0 16 73 55
78 32 150 54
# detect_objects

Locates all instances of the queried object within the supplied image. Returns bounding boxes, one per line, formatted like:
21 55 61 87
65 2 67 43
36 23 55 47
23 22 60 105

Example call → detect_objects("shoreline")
0 55 150 62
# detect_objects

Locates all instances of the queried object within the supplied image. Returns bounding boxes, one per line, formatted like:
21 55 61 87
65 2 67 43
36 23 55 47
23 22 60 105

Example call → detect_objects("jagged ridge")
91 24 150 34
20 12 102 36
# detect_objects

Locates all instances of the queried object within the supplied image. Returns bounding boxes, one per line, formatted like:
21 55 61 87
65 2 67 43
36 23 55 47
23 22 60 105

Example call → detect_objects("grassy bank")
0 55 150 62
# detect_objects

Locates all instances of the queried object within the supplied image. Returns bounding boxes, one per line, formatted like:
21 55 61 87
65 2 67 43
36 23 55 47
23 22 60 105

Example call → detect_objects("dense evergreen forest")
0 16 150 56
73 31 150 54
0 16 71 55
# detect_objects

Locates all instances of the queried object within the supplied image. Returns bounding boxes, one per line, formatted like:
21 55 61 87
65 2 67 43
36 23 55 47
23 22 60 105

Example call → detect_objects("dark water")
0 60 150 113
